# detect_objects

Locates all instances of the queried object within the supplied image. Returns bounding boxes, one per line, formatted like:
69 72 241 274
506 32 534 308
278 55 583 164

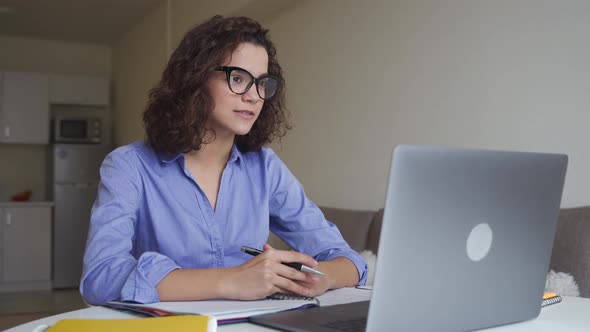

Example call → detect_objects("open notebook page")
108 297 317 321
106 287 371 322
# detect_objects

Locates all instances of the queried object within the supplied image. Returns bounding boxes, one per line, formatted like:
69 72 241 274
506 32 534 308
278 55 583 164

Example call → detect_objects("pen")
240 246 325 276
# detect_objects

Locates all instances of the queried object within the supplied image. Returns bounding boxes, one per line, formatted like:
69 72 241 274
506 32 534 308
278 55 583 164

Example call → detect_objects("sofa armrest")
320 207 376 252
550 206 590 298
367 209 384 255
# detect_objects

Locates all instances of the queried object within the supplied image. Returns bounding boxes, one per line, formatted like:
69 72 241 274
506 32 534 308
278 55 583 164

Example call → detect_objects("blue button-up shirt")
80 141 367 305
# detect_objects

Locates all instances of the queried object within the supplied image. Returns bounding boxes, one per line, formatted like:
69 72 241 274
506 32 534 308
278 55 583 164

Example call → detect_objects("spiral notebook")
105 293 319 324
542 292 562 307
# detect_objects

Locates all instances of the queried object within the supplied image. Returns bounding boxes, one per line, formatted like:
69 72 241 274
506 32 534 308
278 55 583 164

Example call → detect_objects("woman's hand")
294 271 331 297
295 257 360 297
222 244 321 300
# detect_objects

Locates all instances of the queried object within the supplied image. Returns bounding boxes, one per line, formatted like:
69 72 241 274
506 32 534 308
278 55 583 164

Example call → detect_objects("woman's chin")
232 125 255 136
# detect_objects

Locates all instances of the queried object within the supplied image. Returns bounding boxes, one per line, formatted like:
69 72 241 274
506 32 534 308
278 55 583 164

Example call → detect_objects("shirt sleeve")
265 150 368 285
79 149 180 305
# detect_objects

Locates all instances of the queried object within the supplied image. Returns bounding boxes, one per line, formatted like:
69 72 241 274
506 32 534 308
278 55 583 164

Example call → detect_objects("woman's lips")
234 110 255 120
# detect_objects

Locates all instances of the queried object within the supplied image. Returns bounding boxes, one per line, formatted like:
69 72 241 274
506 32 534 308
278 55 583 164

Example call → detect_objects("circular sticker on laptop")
466 223 493 262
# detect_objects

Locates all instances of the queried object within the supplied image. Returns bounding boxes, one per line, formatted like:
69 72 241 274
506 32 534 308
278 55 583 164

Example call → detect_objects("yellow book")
45 315 217 332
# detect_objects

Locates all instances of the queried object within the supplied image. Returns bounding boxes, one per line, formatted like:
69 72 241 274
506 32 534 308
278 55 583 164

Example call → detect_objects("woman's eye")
230 75 242 84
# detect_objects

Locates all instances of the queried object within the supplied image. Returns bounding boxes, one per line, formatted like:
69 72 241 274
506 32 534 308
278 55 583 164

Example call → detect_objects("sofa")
268 205 590 298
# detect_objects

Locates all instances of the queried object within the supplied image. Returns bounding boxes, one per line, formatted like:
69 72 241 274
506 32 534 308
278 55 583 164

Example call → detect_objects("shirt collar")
228 144 243 164
157 143 243 164
159 151 182 164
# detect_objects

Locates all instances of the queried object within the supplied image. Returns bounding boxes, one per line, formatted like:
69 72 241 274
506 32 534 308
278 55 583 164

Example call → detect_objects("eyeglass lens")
227 68 278 100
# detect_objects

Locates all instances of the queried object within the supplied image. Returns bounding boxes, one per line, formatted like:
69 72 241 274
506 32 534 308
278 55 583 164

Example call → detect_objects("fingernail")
311 275 320 282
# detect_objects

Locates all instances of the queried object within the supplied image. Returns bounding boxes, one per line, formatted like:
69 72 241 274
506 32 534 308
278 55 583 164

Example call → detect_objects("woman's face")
207 42 269 140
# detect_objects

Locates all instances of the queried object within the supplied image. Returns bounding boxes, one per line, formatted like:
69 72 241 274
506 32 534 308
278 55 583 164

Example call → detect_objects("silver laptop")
250 145 568 332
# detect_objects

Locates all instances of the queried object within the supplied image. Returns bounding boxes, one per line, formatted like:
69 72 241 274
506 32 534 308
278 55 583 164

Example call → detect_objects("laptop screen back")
367 145 567 331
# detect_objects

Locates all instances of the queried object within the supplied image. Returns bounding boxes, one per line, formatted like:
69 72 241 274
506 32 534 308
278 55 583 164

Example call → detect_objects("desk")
7 296 590 332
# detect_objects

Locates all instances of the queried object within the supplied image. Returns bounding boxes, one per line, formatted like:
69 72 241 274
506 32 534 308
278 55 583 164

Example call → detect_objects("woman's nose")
242 83 261 103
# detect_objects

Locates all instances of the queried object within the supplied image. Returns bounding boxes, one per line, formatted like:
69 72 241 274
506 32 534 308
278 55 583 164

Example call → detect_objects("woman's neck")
184 134 234 168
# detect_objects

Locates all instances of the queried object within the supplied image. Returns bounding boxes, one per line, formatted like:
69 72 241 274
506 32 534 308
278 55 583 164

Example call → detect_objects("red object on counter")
11 190 32 202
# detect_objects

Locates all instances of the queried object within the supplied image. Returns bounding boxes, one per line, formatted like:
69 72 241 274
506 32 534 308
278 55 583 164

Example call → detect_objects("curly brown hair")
143 15 290 154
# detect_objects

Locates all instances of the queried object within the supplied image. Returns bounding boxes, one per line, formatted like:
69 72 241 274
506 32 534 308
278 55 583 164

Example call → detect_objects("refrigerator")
50 144 111 288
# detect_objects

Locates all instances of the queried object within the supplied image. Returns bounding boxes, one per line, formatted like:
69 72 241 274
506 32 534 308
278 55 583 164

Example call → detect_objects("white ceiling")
0 0 163 45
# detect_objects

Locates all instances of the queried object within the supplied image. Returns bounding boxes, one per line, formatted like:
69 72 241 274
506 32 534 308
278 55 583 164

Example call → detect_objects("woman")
80 15 367 305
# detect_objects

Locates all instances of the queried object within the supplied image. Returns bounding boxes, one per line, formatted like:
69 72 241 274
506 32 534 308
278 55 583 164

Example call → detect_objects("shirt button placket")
215 248 224 266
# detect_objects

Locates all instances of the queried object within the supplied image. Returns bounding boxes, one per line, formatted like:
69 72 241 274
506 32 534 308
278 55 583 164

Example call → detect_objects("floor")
0 288 87 330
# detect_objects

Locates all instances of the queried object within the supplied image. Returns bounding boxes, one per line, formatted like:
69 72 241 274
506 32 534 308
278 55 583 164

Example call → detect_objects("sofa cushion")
550 206 590 298
319 206 376 252
266 206 376 253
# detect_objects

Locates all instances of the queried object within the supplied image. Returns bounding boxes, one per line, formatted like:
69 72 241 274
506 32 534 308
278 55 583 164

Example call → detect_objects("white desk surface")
7 296 590 332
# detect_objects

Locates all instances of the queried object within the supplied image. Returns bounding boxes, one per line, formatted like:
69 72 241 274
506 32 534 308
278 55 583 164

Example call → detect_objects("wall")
264 0 590 209
111 1 168 146
169 0 297 50
0 36 110 75
0 36 110 200
170 0 252 48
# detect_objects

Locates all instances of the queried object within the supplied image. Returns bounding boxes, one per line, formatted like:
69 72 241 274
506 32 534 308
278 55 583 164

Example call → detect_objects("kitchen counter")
0 201 54 207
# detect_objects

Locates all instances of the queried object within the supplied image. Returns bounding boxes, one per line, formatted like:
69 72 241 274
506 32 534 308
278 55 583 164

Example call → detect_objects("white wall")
264 0 590 209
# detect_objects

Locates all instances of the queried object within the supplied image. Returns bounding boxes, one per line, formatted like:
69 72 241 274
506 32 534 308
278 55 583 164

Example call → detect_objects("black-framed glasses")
216 66 279 100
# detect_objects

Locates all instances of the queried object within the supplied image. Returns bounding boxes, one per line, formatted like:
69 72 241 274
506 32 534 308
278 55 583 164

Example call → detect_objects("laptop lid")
367 145 567 331
250 145 567 332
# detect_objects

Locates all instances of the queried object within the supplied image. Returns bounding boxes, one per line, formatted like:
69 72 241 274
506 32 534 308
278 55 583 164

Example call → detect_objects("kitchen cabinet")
0 204 52 291
49 74 110 106
0 71 50 144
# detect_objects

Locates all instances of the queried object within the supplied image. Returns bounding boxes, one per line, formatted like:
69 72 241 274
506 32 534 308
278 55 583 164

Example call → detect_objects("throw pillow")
545 270 580 297
359 250 377 286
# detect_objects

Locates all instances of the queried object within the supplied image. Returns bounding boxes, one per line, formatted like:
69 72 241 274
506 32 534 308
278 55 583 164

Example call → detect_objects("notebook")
250 145 568 332
105 292 319 324
542 292 562 307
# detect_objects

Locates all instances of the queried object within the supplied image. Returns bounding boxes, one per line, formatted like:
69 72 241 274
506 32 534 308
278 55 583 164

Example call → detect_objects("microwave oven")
53 116 102 144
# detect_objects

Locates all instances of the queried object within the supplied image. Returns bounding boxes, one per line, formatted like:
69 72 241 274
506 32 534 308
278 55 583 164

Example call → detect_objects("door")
53 144 110 183
2 207 51 282
53 183 99 288
0 72 50 144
